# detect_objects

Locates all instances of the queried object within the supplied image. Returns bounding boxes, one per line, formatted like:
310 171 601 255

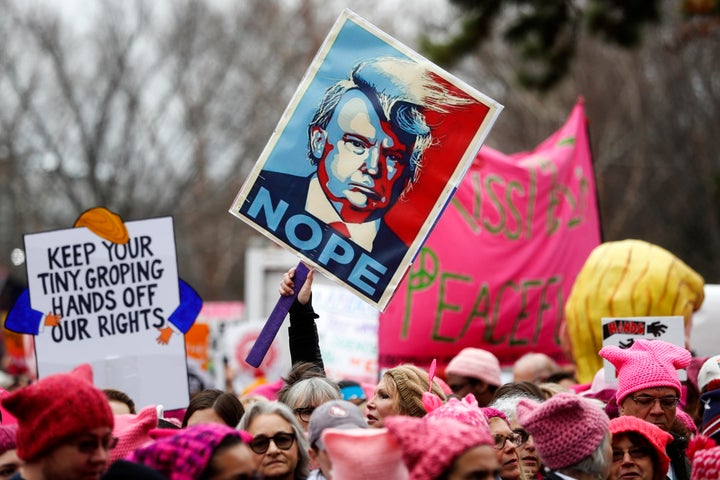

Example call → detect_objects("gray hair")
237 401 310 480
558 432 612 477
278 376 341 410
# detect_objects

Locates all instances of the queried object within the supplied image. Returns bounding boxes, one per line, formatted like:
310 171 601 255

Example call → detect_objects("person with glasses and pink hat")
600 339 693 480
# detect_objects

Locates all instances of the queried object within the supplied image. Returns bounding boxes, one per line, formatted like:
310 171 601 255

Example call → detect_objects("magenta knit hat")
609 416 672 474
445 348 501 387
0 424 17 455
385 415 494 480
111 405 158 463
323 427 409 480
517 393 610 470
127 423 246 480
599 339 691 405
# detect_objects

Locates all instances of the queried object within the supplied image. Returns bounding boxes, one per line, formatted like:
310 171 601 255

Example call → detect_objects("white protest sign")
601 315 686 382
25 216 189 409
314 283 379 384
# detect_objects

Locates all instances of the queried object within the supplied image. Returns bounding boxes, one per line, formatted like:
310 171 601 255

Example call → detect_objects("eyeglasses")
628 394 680 410
71 435 118 454
512 428 530 446
249 432 296 454
612 446 652 462
492 432 524 450
294 407 316 423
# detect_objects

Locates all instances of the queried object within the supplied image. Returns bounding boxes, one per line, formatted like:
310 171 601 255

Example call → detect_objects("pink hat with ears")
423 393 488 428
323 427 409 480
111 405 159 463
385 415 494 480
599 339 691 405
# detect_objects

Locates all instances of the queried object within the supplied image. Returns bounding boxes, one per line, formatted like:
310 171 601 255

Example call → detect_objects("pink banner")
379 99 601 369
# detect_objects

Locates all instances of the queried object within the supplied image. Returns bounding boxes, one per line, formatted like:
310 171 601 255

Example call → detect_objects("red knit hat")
385 415 494 480
517 393 610 470
599 339 691 405
1 364 114 461
609 416 672 474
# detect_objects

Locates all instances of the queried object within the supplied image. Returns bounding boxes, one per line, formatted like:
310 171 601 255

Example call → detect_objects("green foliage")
422 0 663 91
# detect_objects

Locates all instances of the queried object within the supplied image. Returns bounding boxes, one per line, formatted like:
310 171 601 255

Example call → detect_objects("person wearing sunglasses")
609 416 673 480
238 401 310 480
279 377 341 432
600 339 693 480
0 364 115 480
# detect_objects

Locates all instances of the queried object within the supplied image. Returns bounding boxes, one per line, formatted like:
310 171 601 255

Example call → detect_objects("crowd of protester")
0 265 719 480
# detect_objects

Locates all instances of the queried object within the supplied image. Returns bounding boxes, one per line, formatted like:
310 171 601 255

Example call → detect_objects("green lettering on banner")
402 248 438 339
450 171 536 241
432 272 472 342
403 263 567 350
483 175 505 235
508 279 542 346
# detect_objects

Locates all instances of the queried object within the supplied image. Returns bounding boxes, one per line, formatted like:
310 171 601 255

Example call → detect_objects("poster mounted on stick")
229 9 502 311
5 208 202 410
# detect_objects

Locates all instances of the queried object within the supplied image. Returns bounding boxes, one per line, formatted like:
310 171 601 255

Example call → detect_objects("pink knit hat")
423 393 488 428
111 405 158 463
385 415 495 480
445 348 501 387
322 427 409 480
599 339 691 405
517 392 610 470
0 424 17 455
609 416 672 474
127 423 247 480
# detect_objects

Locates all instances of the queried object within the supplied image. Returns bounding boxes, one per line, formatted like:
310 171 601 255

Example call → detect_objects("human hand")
279 265 314 305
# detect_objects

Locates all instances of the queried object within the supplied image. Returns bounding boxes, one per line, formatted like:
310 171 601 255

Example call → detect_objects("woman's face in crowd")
0 449 21 480
446 444 500 480
508 417 540 478
610 433 656 480
207 443 259 480
365 377 397 428
246 413 299 479
488 417 522 480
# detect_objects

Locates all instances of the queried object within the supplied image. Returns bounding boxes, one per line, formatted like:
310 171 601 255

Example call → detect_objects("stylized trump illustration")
303 57 460 250
230 11 502 308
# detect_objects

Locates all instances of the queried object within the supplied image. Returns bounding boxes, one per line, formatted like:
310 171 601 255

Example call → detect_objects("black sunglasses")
249 432 296 454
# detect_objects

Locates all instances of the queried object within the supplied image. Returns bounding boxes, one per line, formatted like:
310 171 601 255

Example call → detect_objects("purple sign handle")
245 262 310 368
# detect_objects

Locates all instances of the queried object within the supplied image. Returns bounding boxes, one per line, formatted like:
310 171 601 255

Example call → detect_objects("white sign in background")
601 315 686 383
314 283 379 384
25 217 189 410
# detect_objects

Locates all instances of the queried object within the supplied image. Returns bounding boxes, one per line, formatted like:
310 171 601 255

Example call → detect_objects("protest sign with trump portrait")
230 10 502 310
